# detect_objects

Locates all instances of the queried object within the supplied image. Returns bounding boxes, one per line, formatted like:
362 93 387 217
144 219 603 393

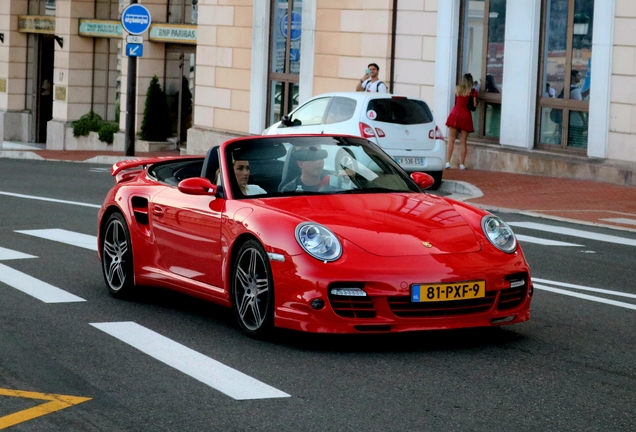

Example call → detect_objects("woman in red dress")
445 73 478 170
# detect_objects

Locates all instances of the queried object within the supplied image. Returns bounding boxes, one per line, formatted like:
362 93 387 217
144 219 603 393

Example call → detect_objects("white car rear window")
367 99 434 125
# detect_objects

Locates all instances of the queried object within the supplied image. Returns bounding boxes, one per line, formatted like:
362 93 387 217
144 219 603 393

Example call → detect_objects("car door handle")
153 205 165 218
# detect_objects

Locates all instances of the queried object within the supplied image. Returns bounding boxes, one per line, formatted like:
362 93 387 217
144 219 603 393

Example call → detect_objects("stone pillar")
47 0 96 149
434 0 460 132
0 0 30 142
499 0 542 150
587 0 616 159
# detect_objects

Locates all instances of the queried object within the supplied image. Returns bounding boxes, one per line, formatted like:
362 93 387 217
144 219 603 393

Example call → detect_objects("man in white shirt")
356 63 388 93
544 83 556 98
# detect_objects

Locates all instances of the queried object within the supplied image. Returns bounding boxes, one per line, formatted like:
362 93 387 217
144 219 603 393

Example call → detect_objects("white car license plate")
395 157 424 166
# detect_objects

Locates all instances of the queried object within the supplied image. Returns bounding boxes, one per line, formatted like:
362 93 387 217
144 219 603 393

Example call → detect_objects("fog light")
491 315 516 324
330 288 367 297
510 279 525 288
310 299 324 310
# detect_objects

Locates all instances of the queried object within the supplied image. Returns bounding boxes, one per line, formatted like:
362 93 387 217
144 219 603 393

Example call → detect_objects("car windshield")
223 136 421 198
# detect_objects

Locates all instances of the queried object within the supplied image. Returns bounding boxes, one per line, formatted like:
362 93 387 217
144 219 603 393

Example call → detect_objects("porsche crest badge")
422 242 432 248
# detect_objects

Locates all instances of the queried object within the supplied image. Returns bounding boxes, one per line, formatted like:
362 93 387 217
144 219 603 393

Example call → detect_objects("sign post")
121 2 151 157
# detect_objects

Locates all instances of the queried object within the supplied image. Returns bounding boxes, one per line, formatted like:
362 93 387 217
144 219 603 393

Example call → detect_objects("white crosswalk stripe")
0 263 86 303
0 191 101 208
0 246 37 261
91 322 291 400
534 278 636 311
16 229 97 251
509 221 636 247
515 234 583 247
0 245 85 303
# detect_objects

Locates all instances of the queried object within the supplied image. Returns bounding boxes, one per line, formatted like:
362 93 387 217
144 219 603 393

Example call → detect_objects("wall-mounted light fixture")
54 35 63 49
573 13 590 35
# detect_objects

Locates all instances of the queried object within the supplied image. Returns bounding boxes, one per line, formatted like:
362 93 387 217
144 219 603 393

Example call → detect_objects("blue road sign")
280 11 301 41
126 43 144 57
121 4 152 36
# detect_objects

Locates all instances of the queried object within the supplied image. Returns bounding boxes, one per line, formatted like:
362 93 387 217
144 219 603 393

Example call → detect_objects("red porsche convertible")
98 135 532 337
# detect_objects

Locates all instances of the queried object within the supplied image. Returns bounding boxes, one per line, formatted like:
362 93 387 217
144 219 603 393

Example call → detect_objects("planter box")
65 129 111 151
112 132 176 152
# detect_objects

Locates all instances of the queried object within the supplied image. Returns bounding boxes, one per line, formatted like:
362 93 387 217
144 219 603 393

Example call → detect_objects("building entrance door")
36 35 54 143
165 45 196 149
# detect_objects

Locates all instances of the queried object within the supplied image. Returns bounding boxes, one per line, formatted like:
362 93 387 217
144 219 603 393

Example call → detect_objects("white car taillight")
375 127 386 137
428 126 444 140
359 122 376 138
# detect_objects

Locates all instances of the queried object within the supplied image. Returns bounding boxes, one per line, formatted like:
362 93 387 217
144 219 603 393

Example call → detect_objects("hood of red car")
260 193 482 256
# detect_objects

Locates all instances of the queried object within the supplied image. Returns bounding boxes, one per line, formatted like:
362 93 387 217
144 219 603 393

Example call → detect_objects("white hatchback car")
262 92 446 188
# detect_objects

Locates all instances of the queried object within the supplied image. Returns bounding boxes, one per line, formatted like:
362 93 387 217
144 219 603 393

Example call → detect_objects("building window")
267 0 302 126
27 0 54 15
537 0 593 150
458 0 506 140
167 0 197 25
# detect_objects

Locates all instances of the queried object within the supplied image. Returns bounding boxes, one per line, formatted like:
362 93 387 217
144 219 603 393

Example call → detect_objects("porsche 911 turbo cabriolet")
98 135 533 338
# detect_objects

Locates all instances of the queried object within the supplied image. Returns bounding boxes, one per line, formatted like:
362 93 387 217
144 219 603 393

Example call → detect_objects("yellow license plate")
411 281 486 302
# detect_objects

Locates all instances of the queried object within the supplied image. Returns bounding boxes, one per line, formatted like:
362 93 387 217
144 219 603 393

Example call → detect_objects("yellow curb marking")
0 388 91 430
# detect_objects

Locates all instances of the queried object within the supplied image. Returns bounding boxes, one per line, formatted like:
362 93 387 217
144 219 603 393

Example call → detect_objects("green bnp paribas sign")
78 19 196 45
79 20 122 38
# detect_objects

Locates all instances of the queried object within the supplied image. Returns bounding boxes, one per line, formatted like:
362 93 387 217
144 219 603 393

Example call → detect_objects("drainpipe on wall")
389 0 398 93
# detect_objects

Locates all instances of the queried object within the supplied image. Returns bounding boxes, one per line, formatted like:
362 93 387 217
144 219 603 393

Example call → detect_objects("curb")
438 179 484 202
0 150 45 161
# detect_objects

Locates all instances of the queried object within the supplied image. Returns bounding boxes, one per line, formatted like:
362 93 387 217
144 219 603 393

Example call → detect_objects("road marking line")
0 247 37 261
90 322 291 400
599 217 636 226
509 221 636 247
0 388 91 429
0 191 101 208
533 278 636 299
16 229 97 251
0 264 85 303
534 284 636 311
515 234 583 247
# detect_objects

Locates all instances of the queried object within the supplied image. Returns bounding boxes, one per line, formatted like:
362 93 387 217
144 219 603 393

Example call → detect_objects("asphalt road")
0 159 634 431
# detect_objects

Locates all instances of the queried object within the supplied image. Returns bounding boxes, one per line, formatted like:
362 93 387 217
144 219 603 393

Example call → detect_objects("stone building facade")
1 0 634 183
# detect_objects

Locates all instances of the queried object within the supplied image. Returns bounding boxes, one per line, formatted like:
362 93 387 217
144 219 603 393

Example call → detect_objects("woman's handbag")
467 94 476 112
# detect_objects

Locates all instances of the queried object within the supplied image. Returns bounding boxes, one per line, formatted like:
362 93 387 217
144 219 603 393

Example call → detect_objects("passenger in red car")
280 146 330 192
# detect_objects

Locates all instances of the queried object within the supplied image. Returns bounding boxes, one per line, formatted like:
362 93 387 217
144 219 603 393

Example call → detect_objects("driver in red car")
233 159 266 196
280 146 331 192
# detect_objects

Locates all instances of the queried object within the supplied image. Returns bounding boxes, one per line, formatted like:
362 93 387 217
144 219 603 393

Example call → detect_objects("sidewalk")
2 145 636 233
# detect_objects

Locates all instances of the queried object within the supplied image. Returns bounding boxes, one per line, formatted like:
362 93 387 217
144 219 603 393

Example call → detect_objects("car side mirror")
178 177 217 196
410 172 435 190
281 115 293 127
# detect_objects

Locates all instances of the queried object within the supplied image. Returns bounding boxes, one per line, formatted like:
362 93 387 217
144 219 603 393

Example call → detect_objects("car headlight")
295 223 342 262
481 215 517 253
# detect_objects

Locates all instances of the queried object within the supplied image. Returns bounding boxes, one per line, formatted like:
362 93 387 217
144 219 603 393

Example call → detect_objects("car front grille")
328 295 376 318
497 286 526 310
387 291 497 318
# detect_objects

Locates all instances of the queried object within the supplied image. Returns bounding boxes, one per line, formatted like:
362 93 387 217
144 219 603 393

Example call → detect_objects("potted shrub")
140 75 171 142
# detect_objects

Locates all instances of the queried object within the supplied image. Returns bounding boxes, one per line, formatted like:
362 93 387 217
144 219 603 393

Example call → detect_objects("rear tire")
101 212 134 297
231 240 275 338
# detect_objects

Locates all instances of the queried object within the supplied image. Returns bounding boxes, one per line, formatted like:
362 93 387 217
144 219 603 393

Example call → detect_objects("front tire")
101 212 134 297
428 171 443 190
232 240 274 338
